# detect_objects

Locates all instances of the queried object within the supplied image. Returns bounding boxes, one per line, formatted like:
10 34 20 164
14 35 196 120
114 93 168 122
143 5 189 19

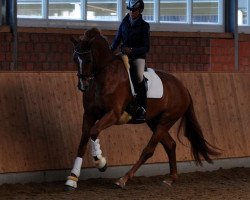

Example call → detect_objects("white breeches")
133 58 145 83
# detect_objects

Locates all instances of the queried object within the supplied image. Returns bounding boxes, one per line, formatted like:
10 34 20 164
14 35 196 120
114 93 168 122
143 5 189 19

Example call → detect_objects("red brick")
0 33 5 42
200 55 209 64
169 63 177 71
18 33 30 42
0 53 5 61
210 63 223 71
186 38 196 46
193 55 201 63
18 54 30 62
239 57 250 66
211 39 234 48
158 37 172 46
37 34 47 42
5 53 12 61
150 37 159 46
5 34 13 42
176 63 183 71
38 53 47 62
43 63 50 70
25 43 34 52
29 54 39 62
18 44 26 52
26 62 34 70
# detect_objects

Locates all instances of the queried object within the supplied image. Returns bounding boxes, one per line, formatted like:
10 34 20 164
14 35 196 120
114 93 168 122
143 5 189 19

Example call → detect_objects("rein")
74 49 91 55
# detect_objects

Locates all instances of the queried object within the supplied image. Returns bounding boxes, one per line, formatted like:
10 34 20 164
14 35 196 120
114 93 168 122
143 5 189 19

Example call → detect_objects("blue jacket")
111 13 150 60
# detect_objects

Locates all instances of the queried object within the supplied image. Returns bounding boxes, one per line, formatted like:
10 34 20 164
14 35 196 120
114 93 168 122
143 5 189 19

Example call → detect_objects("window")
87 0 118 21
141 0 154 21
17 0 224 32
160 0 187 23
193 0 220 24
17 0 43 18
49 0 82 19
238 0 249 25
238 0 250 33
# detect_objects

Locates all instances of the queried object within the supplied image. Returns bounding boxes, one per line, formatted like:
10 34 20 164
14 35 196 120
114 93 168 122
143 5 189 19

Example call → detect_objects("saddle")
117 54 164 124
121 54 163 99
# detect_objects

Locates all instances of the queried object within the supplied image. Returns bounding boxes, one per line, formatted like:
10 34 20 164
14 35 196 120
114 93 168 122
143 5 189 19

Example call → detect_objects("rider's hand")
122 47 132 55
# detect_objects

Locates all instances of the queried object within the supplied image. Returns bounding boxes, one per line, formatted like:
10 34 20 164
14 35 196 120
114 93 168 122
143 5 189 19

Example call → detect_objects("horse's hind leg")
115 121 174 188
148 119 178 186
160 133 178 186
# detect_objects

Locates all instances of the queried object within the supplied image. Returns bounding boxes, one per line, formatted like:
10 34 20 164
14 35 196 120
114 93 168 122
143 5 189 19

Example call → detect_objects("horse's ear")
70 37 78 46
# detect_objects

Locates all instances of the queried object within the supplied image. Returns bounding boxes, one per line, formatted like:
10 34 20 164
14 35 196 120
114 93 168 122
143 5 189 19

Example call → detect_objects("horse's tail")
178 93 220 166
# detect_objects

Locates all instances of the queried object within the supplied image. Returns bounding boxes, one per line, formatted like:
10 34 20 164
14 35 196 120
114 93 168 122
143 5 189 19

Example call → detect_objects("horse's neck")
94 56 125 87
94 49 113 69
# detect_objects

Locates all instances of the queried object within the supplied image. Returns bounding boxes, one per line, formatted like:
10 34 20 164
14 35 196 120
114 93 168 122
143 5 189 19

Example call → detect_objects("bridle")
74 44 95 92
73 35 109 92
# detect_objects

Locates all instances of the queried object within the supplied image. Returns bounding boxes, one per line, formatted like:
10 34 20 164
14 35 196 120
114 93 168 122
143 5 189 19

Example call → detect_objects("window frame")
17 0 225 33
238 0 250 33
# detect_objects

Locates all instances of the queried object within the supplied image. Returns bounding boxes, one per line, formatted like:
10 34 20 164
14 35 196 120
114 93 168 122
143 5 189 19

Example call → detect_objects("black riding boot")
135 80 147 122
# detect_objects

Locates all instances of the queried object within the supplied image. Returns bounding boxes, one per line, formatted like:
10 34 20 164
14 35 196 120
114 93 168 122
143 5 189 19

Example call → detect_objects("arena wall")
0 72 249 174
0 26 250 72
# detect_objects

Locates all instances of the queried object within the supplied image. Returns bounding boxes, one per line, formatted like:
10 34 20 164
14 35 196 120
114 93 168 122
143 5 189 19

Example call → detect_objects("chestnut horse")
65 28 219 190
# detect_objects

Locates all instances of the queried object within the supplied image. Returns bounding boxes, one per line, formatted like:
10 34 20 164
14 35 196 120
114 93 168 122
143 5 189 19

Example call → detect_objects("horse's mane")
80 28 110 47
84 28 101 40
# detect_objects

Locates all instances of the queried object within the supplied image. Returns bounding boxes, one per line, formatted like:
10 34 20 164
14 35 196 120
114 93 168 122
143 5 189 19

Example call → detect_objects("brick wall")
0 27 250 72
239 34 250 72
0 31 13 70
147 36 211 71
210 39 234 71
16 32 75 70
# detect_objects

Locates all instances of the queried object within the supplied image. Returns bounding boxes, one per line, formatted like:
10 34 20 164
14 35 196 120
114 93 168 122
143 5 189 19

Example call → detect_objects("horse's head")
71 35 95 92
71 28 112 92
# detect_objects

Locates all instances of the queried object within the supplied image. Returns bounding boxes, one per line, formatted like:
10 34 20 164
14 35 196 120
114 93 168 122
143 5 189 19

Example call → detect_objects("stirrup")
135 107 146 122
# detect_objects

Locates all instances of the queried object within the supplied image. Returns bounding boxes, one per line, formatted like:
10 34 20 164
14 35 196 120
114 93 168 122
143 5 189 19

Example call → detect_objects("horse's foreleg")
160 133 178 186
90 138 107 171
65 117 93 190
90 110 119 171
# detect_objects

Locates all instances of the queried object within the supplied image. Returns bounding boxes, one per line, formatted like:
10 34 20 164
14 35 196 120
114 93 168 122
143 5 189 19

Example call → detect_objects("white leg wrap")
65 179 77 188
65 157 82 188
91 139 107 169
94 155 107 169
91 139 102 157
71 157 83 177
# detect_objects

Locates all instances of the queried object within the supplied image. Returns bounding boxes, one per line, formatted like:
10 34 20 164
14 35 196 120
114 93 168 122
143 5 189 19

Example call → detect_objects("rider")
111 0 150 121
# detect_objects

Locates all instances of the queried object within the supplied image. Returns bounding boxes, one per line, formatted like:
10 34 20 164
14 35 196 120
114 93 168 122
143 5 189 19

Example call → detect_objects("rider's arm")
111 23 123 51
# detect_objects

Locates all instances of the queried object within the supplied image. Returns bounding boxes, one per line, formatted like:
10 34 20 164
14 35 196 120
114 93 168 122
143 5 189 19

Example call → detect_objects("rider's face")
129 9 141 20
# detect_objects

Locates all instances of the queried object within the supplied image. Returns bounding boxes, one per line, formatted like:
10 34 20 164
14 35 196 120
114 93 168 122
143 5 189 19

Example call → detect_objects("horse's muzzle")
78 78 89 92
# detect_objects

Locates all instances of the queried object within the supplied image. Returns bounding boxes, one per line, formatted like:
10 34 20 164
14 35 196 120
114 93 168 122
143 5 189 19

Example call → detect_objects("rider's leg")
133 58 145 83
133 58 147 121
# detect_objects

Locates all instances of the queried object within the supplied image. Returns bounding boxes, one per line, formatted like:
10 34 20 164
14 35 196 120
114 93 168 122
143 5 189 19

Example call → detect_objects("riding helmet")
127 0 144 12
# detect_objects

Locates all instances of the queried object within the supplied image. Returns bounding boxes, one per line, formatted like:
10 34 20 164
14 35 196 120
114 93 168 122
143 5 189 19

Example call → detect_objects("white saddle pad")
128 68 163 98
144 68 163 98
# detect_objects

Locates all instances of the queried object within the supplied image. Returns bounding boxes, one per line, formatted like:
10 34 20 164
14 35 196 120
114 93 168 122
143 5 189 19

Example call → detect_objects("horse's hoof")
64 185 76 192
162 179 173 186
115 177 126 188
98 163 107 172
